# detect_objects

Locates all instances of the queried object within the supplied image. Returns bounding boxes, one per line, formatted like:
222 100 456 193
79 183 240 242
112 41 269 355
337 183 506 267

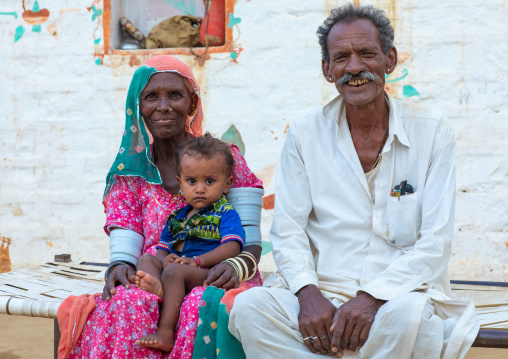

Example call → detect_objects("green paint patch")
32 24 41 32
0 12 18 18
14 25 25 42
95 58 101 66
221 124 245 155
228 13 241 28
173 2 196 16
385 69 408 83
230 51 237 60
403 84 420 98
91 5 102 21
261 241 272 256
94 38 101 45
33 1 41 12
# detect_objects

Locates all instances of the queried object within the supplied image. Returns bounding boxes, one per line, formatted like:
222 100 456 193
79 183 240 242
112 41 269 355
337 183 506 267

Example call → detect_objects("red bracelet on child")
194 256 202 268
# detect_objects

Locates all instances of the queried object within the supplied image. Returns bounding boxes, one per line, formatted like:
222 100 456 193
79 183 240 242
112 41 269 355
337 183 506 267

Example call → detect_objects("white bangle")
109 228 144 264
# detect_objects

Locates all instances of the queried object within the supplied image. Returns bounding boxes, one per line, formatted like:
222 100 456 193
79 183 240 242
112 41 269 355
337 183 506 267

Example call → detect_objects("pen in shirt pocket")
390 180 414 201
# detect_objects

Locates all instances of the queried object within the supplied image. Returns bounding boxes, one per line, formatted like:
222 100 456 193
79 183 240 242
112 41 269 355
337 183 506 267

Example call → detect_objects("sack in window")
146 15 202 49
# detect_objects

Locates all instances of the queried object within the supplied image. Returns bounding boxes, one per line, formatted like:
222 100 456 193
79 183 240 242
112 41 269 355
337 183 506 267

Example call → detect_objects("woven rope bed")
0 261 105 318
1 262 508 351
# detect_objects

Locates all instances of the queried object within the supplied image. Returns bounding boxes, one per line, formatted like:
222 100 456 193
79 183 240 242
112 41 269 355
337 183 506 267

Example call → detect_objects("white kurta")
230 94 479 359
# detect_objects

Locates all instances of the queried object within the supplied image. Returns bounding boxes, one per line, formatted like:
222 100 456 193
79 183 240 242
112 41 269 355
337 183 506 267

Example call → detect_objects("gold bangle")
238 252 256 266
238 251 257 264
233 257 249 281
245 260 258 281
238 252 258 281
228 258 245 281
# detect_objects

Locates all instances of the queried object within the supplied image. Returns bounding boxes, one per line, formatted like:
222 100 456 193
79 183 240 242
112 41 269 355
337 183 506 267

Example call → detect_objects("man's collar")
322 92 410 148
385 92 410 148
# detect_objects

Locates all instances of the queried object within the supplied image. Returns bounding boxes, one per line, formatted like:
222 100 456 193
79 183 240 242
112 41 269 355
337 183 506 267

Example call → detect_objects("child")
134 134 244 352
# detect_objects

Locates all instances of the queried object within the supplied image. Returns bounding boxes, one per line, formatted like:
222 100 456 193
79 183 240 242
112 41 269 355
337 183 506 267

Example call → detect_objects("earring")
387 68 391 72
189 97 197 116
329 77 332 81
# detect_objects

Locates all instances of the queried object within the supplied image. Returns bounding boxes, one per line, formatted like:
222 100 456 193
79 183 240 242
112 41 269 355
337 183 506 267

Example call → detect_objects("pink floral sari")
68 145 263 358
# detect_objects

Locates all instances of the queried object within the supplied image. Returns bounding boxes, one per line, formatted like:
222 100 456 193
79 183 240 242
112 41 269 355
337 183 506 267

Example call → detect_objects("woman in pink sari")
67 56 263 358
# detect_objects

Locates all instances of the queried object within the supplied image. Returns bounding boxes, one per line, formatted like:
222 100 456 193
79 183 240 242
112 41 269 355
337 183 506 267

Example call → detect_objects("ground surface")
0 314 506 358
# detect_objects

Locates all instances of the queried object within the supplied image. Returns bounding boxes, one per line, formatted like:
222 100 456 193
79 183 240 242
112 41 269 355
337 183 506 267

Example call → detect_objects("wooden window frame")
101 0 237 57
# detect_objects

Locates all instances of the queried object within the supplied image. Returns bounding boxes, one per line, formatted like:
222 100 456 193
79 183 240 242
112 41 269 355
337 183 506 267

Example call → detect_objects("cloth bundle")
146 15 202 49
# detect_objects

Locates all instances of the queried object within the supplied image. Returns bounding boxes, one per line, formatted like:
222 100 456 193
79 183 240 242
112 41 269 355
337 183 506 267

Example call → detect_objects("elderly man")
229 4 478 359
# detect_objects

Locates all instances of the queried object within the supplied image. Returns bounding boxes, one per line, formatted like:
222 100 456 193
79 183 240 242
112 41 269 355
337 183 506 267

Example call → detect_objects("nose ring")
168 107 173 112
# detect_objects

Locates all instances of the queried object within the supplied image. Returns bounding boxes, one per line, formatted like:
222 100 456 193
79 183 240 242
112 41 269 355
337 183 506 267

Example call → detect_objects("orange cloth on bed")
57 293 100 359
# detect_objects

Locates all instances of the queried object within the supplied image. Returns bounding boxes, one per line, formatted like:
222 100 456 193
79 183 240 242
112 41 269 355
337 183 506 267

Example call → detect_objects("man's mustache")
335 71 382 85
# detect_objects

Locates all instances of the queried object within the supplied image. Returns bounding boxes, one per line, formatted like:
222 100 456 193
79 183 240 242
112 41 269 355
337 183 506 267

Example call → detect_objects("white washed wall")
1 0 507 281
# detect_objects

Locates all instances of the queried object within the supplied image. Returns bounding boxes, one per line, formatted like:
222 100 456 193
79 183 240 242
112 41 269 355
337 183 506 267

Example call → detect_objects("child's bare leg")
136 263 209 352
135 254 164 298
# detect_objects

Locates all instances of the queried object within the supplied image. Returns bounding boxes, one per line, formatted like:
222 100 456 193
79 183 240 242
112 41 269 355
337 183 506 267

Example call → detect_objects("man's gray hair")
317 3 394 62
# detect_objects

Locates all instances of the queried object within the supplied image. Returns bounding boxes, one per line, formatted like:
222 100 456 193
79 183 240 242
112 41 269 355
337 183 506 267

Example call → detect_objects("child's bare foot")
136 332 174 352
134 271 163 298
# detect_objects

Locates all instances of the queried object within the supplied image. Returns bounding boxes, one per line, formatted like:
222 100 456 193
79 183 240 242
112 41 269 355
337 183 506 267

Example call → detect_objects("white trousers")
229 287 477 359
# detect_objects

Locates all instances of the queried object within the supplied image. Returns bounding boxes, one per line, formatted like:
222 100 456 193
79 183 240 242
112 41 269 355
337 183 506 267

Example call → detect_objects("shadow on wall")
0 236 12 273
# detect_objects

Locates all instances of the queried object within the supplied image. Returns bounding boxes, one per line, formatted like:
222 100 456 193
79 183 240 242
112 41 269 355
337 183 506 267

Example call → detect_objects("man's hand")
102 264 136 301
330 292 386 355
296 285 336 356
174 256 198 267
162 253 180 268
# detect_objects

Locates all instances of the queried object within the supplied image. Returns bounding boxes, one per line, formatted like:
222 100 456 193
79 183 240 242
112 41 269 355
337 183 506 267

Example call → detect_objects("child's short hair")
175 133 235 176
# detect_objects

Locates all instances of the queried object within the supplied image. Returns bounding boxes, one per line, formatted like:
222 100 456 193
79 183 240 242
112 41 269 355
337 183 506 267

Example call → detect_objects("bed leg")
54 318 61 359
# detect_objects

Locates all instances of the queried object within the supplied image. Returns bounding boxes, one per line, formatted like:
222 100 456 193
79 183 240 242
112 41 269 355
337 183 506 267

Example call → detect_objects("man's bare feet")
136 332 174 352
135 271 163 298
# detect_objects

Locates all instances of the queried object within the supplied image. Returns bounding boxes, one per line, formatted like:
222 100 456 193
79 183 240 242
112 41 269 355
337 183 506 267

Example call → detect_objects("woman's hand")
204 262 239 289
102 264 136 301
296 285 337 356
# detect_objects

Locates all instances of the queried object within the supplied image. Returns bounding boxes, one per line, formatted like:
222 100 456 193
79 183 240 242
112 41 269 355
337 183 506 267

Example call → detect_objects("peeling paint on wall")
0 236 12 274
59 8 81 16
9 204 23 217
255 164 275 187
47 22 58 39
